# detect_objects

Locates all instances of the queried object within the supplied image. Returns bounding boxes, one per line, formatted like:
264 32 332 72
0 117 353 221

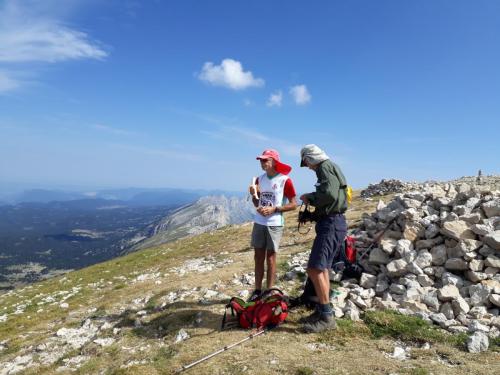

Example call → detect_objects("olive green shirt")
304 159 348 216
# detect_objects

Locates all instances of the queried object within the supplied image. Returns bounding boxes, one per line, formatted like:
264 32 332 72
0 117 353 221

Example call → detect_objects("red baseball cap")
256 149 292 175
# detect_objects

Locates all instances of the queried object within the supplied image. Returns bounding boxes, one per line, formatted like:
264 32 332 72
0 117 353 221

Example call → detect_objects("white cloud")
0 0 107 92
267 90 282 107
198 58 264 90
290 84 311 105
0 70 20 93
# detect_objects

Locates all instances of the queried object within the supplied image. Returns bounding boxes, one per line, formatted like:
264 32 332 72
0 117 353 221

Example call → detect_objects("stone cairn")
360 179 419 198
339 182 499 352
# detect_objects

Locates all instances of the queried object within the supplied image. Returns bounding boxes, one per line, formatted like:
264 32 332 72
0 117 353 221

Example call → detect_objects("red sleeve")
284 178 296 199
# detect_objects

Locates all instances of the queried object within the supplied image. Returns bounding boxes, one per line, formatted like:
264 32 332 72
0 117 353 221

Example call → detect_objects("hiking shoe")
303 314 337 333
298 310 321 324
247 289 262 302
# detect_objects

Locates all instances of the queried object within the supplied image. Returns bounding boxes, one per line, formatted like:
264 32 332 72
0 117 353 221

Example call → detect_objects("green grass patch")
363 310 467 347
296 367 314 375
153 346 178 369
490 336 500 352
318 318 371 346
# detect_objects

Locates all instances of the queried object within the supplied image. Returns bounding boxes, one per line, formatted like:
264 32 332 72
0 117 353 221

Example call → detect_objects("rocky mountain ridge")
131 195 255 251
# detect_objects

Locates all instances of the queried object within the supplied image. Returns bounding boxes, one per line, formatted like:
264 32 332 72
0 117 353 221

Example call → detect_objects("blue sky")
0 0 498 194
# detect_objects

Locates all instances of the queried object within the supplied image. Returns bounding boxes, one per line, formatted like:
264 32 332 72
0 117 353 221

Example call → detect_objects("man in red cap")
248 149 297 301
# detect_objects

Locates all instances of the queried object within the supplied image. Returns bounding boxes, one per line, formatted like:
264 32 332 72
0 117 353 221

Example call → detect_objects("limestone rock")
483 231 500 251
430 245 447 266
489 294 500 307
485 255 500 268
467 331 489 353
469 284 491 306
386 259 409 278
437 285 460 301
444 258 468 271
482 199 500 218
441 220 476 240
359 273 377 289
369 248 390 265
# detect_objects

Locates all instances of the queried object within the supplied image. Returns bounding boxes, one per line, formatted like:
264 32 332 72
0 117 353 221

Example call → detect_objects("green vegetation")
296 367 314 375
363 310 467 347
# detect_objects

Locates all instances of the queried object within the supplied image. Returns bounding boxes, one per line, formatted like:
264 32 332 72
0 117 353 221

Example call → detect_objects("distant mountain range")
0 187 245 206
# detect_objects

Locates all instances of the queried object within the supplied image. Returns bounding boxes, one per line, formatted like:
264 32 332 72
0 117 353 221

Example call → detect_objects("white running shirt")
254 173 290 226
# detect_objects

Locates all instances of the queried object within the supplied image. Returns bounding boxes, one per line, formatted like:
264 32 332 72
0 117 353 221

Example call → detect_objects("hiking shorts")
251 223 284 252
308 214 347 270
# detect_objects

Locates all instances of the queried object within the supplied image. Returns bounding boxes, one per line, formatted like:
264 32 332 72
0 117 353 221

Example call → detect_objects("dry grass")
1 193 499 374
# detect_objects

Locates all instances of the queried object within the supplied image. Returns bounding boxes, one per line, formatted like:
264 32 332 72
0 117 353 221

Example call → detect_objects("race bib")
259 191 275 207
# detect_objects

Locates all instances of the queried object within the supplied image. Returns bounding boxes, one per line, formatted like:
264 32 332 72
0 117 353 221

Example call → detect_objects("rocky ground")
0 180 499 374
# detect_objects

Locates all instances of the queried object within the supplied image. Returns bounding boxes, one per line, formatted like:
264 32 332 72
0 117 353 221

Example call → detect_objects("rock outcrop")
131 195 255 250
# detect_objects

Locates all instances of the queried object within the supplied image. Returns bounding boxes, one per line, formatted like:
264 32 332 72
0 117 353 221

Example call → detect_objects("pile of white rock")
347 181 500 352
360 179 419 198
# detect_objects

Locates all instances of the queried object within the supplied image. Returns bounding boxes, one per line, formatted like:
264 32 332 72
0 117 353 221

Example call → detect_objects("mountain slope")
0 192 498 375
132 195 255 251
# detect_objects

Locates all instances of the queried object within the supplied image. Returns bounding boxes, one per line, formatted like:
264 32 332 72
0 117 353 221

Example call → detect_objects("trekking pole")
174 328 268 373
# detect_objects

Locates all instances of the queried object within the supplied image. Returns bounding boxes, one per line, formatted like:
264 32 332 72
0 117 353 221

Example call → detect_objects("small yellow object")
346 186 353 205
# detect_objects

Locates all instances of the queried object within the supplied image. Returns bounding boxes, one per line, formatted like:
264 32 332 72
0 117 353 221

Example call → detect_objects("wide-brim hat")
256 149 292 175
300 144 329 167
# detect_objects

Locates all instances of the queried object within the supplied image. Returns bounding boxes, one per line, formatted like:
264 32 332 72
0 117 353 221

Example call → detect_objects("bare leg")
266 250 276 289
254 248 266 290
307 268 330 304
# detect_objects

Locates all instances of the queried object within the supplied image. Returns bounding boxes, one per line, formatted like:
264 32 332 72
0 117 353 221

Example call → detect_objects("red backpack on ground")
221 289 289 330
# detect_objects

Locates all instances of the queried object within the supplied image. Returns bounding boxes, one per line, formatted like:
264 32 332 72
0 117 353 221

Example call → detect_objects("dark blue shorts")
307 214 347 270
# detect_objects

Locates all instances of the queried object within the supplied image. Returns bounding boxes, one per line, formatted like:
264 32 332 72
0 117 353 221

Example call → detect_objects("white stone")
469 284 492 306
441 220 476 240
468 320 490 333
469 259 484 272
390 345 410 360
94 338 115 347
452 296 470 316
466 271 488 283
395 239 414 257
174 329 190 343
437 285 460 301
484 231 500 251
482 199 500 218
380 238 397 254
386 259 409 277
359 273 377 289
489 294 500 307
485 255 500 268
467 331 489 353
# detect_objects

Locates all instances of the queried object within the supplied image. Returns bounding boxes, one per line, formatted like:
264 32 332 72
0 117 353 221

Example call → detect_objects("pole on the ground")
174 328 267 373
